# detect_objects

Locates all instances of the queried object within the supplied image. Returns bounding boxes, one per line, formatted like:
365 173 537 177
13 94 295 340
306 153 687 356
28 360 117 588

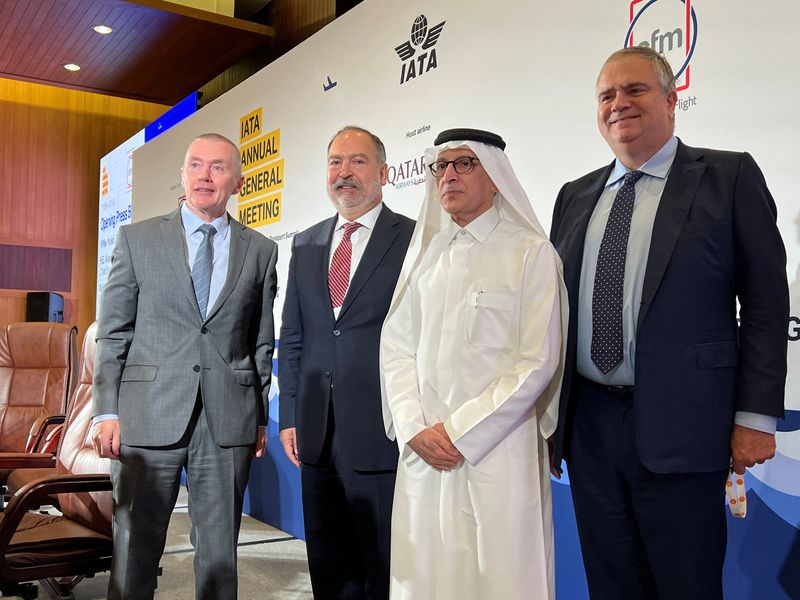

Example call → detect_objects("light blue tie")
192 224 216 319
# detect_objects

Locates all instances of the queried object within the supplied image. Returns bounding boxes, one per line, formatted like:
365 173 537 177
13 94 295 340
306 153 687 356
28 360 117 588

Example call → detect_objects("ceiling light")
62 63 81 72
92 25 113 35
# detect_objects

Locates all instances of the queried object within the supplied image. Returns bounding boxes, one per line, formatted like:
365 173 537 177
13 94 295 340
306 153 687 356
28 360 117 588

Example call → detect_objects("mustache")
332 177 363 191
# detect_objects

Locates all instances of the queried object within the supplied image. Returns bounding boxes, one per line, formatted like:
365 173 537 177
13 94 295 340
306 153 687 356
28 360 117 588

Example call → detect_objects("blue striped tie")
192 224 216 319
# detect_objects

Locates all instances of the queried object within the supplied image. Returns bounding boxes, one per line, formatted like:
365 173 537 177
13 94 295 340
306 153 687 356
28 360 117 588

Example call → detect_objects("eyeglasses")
428 156 481 178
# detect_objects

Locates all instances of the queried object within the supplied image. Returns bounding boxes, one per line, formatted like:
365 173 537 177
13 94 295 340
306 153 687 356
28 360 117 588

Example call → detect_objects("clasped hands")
408 423 463 470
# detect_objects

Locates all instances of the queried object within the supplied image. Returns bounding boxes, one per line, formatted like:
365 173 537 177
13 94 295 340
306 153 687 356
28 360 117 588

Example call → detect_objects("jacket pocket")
234 369 257 386
682 219 732 234
237 278 261 290
120 365 158 382
695 341 739 369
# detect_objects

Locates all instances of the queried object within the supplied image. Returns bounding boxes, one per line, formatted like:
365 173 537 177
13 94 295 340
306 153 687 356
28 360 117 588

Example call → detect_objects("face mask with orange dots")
726 465 747 518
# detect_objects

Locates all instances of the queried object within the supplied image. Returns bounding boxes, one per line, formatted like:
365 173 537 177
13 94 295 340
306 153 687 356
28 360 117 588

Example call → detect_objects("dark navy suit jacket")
549 140 788 473
279 205 414 471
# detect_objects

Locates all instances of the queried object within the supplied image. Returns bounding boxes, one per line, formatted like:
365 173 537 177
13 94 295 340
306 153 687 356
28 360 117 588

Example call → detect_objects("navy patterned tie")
192 224 216 320
591 170 644 374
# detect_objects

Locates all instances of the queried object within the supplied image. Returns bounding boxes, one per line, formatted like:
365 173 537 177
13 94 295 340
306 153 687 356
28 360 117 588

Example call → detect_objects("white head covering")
382 129 569 441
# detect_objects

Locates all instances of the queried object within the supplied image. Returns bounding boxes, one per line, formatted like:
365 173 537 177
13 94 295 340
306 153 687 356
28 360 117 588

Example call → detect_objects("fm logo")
626 0 698 92
395 14 446 85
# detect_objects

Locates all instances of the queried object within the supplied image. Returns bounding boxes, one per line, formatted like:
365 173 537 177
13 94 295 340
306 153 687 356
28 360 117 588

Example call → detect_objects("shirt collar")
335 201 384 231
606 135 678 188
447 204 500 244
181 202 230 239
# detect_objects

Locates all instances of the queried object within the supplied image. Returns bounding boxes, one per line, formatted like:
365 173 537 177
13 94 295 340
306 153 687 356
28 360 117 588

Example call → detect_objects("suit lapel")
560 166 612 298
159 209 199 317
637 142 706 330
317 217 338 317
206 217 251 321
337 207 399 321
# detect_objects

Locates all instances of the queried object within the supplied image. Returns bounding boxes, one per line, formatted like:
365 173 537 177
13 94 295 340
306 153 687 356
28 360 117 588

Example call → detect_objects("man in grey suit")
92 133 278 599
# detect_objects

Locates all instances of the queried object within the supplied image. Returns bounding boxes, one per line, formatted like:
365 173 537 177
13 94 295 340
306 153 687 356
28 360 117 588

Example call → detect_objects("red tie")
329 222 362 309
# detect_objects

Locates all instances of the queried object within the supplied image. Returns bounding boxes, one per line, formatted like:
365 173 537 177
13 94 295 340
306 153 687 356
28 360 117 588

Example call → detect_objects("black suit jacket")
279 205 414 470
549 140 788 473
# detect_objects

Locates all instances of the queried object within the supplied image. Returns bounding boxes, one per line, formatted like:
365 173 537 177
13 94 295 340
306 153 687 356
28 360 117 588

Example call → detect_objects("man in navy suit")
549 47 788 599
278 126 414 599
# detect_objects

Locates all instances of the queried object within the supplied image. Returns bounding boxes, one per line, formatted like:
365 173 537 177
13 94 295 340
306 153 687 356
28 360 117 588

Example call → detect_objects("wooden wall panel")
268 0 335 54
0 244 72 291
200 0 336 106
0 77 166 342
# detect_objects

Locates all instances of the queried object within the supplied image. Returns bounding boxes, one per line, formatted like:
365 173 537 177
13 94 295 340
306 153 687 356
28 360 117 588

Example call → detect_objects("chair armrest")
0 453 57 470
40 424 64 454
0 473 111 549
25 415 66 453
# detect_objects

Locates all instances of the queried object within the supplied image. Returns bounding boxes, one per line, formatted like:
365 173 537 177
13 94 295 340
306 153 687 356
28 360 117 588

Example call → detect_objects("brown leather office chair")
0 321 112 599
3 322 94 499
0 322 78 486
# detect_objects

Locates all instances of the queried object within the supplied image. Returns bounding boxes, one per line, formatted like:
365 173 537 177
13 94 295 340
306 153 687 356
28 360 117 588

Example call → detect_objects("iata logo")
625 0 698 92
395 14 446 85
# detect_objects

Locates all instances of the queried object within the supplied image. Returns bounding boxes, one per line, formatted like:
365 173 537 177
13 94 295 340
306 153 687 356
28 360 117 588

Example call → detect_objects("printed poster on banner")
238 107 284 229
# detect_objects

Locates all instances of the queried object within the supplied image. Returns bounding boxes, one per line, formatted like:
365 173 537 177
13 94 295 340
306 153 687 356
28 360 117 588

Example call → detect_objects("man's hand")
547 436 562 479
254 425 268 459
280 427 301 467
730 424 776 475
92 419 121 460
408 424 462 470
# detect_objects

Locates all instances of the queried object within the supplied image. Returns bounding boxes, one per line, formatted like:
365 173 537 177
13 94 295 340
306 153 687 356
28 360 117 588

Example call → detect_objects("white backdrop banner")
130 1 800 597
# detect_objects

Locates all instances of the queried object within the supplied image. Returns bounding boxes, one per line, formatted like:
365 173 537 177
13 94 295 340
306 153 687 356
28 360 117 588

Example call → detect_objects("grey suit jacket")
93 207 278 447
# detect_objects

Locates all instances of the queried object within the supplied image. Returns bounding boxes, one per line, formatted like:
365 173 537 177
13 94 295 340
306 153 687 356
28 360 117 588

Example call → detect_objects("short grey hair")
601 46 677 95
327 126 387 165
186 132 242 176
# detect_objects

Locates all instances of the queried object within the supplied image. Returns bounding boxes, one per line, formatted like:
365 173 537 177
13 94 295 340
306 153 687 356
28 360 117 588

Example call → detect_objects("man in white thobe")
380 128 567 600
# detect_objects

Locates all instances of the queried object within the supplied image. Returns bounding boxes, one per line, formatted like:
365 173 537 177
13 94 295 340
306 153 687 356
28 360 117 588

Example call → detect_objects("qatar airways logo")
625 0 698 93
387 155 426 190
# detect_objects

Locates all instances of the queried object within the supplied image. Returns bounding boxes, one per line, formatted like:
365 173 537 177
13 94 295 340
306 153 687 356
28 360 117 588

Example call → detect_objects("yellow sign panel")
239 193 282 228
239 107 262 144
240 128 281 172
237 107 283 225
239 159 284 202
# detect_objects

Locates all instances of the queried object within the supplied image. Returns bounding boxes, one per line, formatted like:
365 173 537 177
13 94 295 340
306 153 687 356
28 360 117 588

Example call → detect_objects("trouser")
108 397 253 600
301 404 396 600
567 376 728 600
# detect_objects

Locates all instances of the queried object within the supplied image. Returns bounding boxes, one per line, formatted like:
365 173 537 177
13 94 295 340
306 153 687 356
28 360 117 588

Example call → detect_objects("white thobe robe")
381 206 562 600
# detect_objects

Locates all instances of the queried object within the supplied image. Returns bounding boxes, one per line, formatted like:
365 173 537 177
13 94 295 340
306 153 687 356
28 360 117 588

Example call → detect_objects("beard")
327 176 381 211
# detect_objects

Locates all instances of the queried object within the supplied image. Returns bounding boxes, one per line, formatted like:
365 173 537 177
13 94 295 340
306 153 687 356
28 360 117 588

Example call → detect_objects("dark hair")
327 126 387 165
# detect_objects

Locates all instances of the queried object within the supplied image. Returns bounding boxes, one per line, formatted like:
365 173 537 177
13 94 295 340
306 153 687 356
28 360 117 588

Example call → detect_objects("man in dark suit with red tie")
278 126 414 599
549 47 788 599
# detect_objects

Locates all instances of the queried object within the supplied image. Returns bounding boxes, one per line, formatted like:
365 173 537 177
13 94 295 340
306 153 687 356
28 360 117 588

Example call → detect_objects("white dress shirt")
329 202 383 319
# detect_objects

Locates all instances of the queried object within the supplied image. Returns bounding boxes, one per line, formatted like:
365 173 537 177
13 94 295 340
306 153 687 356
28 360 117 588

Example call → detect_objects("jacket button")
333 329 341 336
324 370 331 377
193 365 201 372
201 327 208 334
